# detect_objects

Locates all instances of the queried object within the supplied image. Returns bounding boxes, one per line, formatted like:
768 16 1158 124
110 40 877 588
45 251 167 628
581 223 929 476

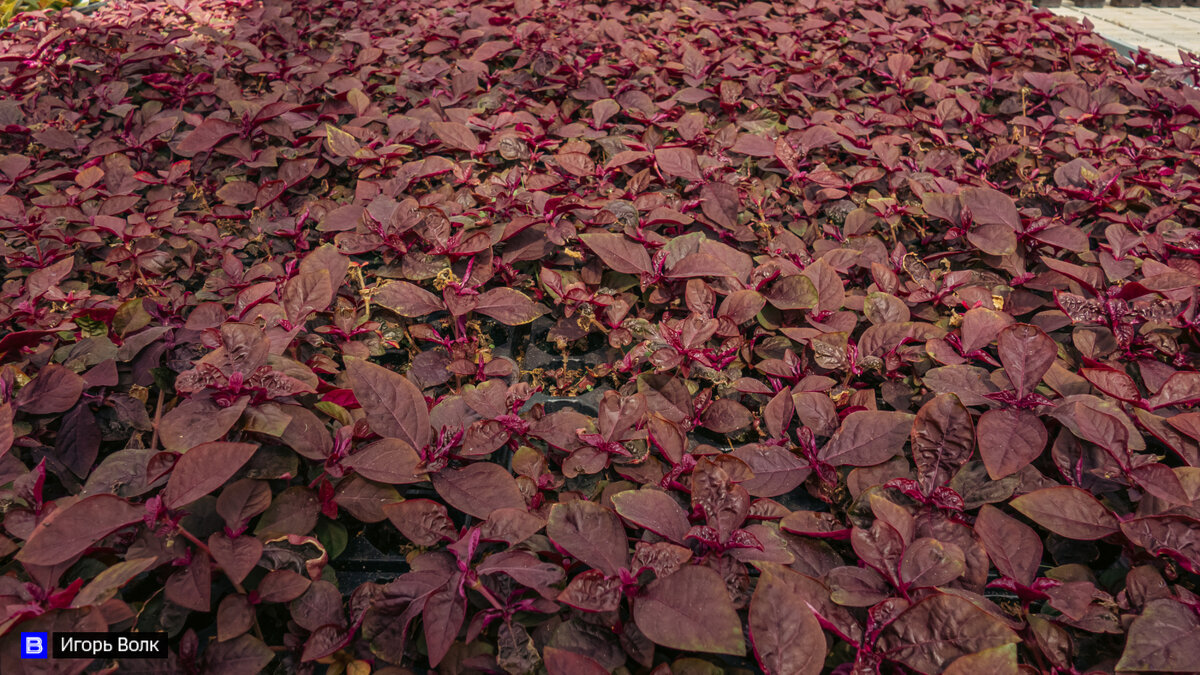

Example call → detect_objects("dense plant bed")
1 0 1200 672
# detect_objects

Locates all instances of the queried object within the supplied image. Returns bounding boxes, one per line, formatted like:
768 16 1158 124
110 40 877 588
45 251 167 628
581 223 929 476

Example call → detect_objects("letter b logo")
21 632 48 659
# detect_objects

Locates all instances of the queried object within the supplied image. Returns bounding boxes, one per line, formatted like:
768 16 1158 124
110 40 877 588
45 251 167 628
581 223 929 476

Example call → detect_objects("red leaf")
1150 372 1200 410
345 357 430 450
176 118 240 155
750 567 826 675
429 121 478 152
472 288 548 326
256 569 311 603
701 181 740 230
733 444 810 498
654 147 703 182
208 532 263 585
0 402 11 460
26 257 74 299
974 505 1042 586
700 398 753 434
218 594 255 642
578 233 652 275
203 635 274 674
547 500 629 576
373 281 444 317
431 463 525 519
1011 486 1119 540
900 538 966 589
545 647 610 675
340 438 425 485
423 582 467 667
611 489 690 544
18 494 143 565
960 186 1021 231
819 411 916 467
158 396 249 452
1080 367 1142 403
633 565 746 656
997 324 1056 398
165 553 211 611
216 479 272 531
282 269 333 323
16 363 83 415
163 442 259 509
977 409 1046 479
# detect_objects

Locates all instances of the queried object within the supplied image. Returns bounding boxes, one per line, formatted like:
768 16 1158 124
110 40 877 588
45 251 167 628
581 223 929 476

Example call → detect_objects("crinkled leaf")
977 409 1047 480
383 498 456 546
547 500 629 576
911 394 974 493
1116 598 1200 672
877 592 1019 674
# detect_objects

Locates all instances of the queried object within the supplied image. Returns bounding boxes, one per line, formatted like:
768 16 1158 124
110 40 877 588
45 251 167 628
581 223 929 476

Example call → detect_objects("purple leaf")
611 489 691 544
16 363 83 415
1011 486 1119 540
1117 599 1200 671
633 564 746 656
997 324 1056 399
431 463 525 519
18 495 143 565
345 357 430 450
163 442 259 509
977 409 1047 480
578 233 652 275
750 567 825 675
974 505 1042 586
547 500 628 576
818 410 916 467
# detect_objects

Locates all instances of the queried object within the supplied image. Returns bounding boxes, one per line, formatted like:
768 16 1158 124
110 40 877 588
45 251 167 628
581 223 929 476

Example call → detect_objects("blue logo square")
21 632 48 659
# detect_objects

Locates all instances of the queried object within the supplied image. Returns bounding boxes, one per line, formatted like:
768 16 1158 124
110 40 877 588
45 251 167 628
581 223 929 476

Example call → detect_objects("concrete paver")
1050 4 1200 62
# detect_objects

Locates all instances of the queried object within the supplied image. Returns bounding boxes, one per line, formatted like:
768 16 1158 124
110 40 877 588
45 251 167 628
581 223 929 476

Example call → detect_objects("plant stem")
470 579 504 611
149 388 165 451
176 524 266 641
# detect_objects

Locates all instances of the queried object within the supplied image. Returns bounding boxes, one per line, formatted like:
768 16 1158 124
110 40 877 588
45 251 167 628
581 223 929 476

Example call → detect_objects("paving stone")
1051 5 1200 61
